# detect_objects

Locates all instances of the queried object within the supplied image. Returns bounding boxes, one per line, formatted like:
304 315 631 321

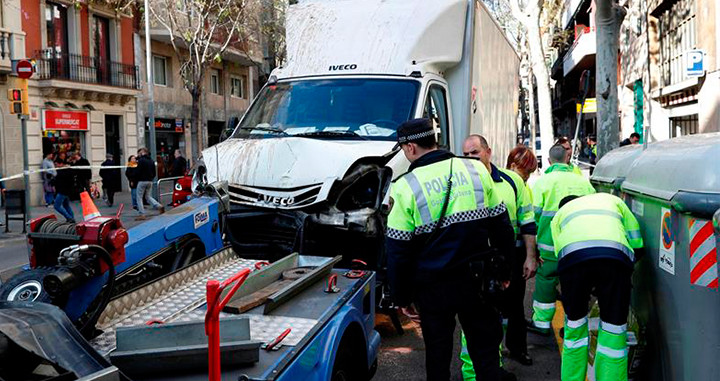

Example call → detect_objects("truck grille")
225 210 308 259
228 183 323 209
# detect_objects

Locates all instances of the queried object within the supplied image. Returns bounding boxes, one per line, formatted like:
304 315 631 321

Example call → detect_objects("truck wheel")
0 268 55 304
331 340 365 381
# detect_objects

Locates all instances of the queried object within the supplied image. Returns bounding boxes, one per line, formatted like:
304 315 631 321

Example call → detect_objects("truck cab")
194 0 519 263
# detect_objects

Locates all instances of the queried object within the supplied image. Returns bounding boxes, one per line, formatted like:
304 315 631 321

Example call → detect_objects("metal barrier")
156 176 183 205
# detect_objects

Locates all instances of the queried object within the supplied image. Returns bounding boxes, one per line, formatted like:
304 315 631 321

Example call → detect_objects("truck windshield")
233 78 420 141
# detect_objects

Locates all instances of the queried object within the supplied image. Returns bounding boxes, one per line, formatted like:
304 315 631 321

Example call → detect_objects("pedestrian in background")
386 119 515 381
460 137 538 380
552 193 644 381
619 132 640 147
99 153 121 207
135 147 164 220
170 149 187 178
52 158 75 223
126 155 138 210
72 151 91 194
41 152 56 207
529 145 595 336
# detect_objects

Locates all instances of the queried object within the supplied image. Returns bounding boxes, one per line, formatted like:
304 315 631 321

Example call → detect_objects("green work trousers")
532 257 558 331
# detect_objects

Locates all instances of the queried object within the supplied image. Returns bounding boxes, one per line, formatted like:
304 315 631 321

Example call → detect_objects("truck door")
422 83 451 150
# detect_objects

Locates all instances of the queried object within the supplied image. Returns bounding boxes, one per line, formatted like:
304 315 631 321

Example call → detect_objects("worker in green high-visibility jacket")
459 135 538 381
552 192 644 381
529 145 595 335
386 119 515 381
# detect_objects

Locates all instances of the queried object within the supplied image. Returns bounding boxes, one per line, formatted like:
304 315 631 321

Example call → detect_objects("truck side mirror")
219 127 234 143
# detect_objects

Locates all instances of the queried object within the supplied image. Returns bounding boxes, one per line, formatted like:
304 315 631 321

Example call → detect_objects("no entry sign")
16 60 33 79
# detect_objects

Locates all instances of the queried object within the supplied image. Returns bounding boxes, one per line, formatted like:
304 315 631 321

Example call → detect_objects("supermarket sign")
43 110 89 131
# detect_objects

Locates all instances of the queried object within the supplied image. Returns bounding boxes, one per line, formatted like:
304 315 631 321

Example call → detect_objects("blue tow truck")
0 183 379 381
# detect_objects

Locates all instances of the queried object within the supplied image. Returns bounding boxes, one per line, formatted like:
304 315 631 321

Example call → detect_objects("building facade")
620 0 719 142
134 27 263 175
0 0 140 205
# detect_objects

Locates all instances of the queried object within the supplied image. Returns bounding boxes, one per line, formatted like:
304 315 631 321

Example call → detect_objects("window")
210 69 221 94
45 2 68 55
422 84 450 149
153 56 167 86
230 76 245 98
670 114 698 137
658 0 697 87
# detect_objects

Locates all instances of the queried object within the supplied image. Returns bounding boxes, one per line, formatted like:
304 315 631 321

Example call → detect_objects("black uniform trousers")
501 244 528 354
414 270 503 381
559 258 632 325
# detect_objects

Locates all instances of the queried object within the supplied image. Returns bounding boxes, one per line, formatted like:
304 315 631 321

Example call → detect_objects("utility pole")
595 0 626 159
144 0 158 198
11 61 33 219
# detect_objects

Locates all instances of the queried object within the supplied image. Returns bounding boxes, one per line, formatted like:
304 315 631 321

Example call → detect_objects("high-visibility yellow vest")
551 193 644 269
532 163 595 259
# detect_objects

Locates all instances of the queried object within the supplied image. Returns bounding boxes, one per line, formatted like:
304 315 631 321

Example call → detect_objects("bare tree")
509 0 556 164
148 0 252 151
595 0 626 159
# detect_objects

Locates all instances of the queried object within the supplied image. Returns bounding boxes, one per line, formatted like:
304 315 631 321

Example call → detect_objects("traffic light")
7 80 29 115
7 88 22 114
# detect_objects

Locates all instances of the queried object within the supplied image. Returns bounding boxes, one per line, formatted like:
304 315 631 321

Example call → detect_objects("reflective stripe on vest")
558 239 635 262
627 229 642 240
537 243 555 252
518 205 532 215
559 209 622 229
404 172 433 226
541 210 556 218
460 159 485 209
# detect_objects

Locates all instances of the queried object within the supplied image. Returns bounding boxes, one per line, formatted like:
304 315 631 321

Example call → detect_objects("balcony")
0 28 26 73
562 28 596 76
36 51 139 89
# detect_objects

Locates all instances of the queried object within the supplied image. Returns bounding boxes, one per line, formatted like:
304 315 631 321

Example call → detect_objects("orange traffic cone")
80 191 101 221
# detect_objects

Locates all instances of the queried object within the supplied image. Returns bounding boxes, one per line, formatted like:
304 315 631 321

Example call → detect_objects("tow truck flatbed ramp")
82 247 375 380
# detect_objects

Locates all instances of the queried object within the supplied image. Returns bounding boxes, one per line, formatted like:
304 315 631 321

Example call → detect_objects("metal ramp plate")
90 250 318 355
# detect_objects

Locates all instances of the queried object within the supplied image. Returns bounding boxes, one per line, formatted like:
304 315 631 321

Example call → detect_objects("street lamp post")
144 0 158 198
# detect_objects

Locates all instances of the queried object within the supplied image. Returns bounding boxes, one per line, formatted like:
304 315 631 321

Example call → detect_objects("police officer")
551 193 644 381
529 145 595 335
460 135 538 377
386 119 515 381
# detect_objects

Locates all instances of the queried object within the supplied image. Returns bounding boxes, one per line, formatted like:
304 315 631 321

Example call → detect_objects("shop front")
145 117 185 178
42 109 89 161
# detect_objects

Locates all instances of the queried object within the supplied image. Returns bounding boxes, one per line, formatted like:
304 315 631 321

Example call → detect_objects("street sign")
16 60 33 79
686 50 705 77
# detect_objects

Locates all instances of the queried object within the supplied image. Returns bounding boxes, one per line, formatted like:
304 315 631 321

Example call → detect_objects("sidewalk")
0 187 174 240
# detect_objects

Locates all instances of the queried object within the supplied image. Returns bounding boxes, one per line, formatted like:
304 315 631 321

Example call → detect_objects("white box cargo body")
196 0 520 261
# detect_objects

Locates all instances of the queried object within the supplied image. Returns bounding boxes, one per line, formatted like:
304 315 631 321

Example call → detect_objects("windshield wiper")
237 126 288 136
294 131 368 140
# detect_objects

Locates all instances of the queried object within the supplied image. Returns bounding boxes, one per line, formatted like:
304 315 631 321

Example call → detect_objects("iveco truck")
194 0 520 263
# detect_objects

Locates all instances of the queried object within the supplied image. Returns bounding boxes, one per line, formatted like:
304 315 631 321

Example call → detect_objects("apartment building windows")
670 114 699 137
153 56 168 86
657 0 697 87
230 76 245 98
93 15 111 83
210 69 222 94
45 2 68 56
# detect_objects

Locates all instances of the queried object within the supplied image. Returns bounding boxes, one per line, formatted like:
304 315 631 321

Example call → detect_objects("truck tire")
0 268 55 304
331 331 368 381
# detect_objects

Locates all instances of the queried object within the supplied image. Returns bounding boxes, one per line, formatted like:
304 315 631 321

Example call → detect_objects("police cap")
397 118 436 145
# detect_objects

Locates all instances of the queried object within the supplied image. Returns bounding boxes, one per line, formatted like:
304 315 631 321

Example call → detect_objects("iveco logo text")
328 64 357 71
259 194 295 206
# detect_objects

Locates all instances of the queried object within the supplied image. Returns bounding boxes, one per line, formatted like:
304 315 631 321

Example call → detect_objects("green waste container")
591 133 720 381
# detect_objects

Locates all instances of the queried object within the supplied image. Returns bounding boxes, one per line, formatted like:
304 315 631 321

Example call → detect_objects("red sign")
43 110 89 131
16 60 33 79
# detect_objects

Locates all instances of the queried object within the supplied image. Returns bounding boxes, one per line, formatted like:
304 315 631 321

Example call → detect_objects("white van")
195 0 520 263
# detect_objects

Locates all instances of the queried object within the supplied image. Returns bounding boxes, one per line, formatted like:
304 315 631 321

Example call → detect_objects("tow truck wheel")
331 333 367 381
0 268 55 304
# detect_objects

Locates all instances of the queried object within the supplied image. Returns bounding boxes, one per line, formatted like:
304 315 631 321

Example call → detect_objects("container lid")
620 132 720 200
590 144 644 186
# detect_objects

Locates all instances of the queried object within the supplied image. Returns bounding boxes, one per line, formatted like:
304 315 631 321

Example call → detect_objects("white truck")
195 0 520 263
